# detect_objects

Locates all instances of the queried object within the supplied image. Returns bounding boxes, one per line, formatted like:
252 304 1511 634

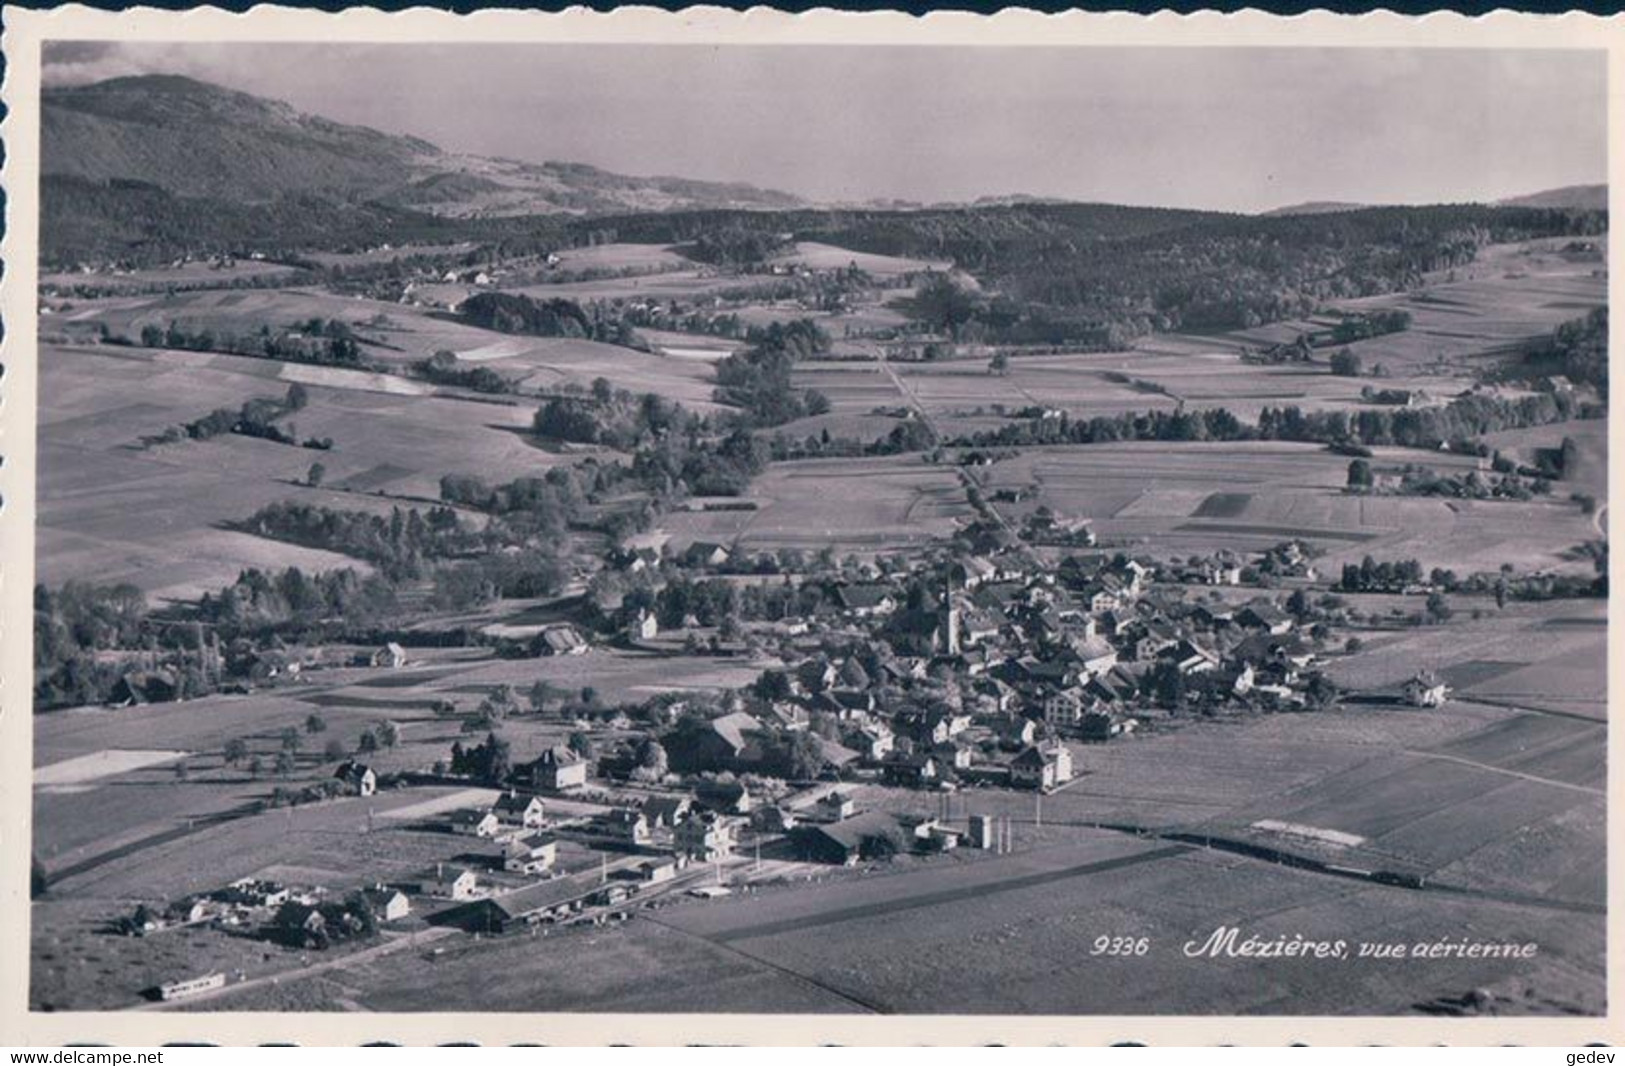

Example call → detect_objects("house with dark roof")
534 624 589 657
1235 602 1294 635
664 711 768 774
1011 743 1074 791
493 792 546 829
521 747 588 792
674 811 737 861
1403 670 1451 708
438 875 597 933
641 793 694 829
332 760 377 797
448 808 500 838
503 832 559 874
419 864 479 900
835 583 900 618
108 669 178 707
882 751 940 788
792 811 908 865
601 807 652 845
684 541 732 568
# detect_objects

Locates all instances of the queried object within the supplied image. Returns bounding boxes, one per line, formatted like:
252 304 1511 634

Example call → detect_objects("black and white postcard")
1 6 1617 1046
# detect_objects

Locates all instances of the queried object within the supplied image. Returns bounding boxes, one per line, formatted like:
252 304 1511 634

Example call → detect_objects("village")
101 521 1469 1006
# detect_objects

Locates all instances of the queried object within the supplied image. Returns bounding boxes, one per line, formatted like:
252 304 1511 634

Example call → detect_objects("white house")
1403 671 1451 708
449 808 500 838
420 864 478 900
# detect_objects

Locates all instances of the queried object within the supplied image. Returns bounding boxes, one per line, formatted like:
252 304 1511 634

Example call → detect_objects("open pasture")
1326 599 1606 718
660 455 974 554
548 242 692 272
38 344 563 598
1209 704 1604 902
41 259 302 294
791 361 903 414
1482 418 1609 502
1222 238 1607 377
59 286 721 407
508 269 740 304
768 241 949 278
35 750 190 789
980 440 1598 573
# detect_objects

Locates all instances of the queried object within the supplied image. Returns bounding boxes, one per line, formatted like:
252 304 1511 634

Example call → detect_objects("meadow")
969 440 1598 574
37 342 565 599
660 455 975 554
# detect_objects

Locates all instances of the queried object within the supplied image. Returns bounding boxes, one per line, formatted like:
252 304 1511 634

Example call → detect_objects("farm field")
768 241 949 278
547 242 692 272
977 440 1599 574
660 454 975 553
1222 238 1607 377
1326 598 1608 719
40 260 303 295
37 343 567 599
53 286 721 406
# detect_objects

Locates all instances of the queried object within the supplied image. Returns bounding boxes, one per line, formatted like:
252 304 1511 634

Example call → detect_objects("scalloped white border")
2 5 1621 1046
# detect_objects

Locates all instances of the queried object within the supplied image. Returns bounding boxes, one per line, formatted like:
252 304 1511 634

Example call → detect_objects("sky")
42 42 1607 213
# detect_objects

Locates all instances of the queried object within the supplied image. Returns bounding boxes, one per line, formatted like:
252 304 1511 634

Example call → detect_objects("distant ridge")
1261 201 1368 218
42 73 808 216
1495 184 1607 211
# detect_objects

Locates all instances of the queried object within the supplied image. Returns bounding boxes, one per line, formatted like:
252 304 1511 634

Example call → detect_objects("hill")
1263 201 1368 217
43 75 439 203
41 73 807 259
1497 184 1608 210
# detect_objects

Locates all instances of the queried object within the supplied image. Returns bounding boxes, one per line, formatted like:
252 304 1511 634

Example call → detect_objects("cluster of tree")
431 547 570 608
147 384 332 451
533 377 692 449
43 262 322 300
1338 556 1428 593
33 582 152 709
449 731 512 784
457 291 641 347
264 778 350 808
712 320 834 427
1329 348 1363 377
1348 460 1552 501
679 226 794 266
1329 309 1412 344
1502 308 1609 399
715 262 879 309
40 174 504 269
131 316 363 367
268 894 378 950
199 565 400 635
896 273 1127 348
903 206 1596 337
1359 385 1421 405
412 350 512 394
761 418 935 462
235 501 477 580
954 388 1581 454
631 425 770 497
614 574 834 631
440 467 583 523
605 202 1601 342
